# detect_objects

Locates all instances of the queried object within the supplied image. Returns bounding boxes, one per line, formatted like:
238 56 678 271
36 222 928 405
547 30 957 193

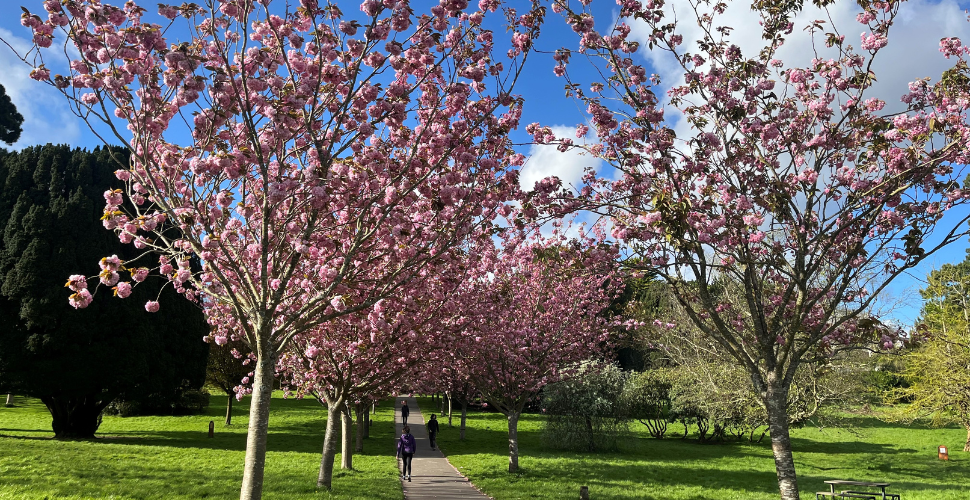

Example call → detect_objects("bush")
177 389 211 414
542 361 629 452
105 388 210 417
623 368 674 438
104 399 141 418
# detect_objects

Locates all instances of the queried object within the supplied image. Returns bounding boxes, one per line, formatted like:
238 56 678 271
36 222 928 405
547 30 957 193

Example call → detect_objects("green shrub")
623 368 674 438
541 361 630 452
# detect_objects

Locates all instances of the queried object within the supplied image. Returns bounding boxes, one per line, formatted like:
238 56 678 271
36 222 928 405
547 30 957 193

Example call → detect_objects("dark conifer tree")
0 145 208 438
0 84 23 146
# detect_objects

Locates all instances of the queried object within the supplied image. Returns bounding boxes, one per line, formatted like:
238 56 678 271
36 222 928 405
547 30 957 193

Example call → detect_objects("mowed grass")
0 393 402 500
419 398 969 500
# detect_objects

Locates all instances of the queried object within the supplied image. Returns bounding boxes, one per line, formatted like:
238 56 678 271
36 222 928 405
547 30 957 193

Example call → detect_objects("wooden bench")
816 493 877 500
844 492 899 500
821 480 897 500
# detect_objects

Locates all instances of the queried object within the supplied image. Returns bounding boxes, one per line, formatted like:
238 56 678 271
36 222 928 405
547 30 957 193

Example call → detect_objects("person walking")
396 425 416 481
427 414 440 450
400 400 410 426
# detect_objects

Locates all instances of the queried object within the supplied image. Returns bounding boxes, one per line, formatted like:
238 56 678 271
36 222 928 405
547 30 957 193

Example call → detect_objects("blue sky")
2 0 970 325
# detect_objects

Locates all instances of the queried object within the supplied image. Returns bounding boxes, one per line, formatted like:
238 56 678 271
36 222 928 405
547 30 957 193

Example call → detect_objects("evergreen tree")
206 338 251 426
0 145 209 438
0 84 23 146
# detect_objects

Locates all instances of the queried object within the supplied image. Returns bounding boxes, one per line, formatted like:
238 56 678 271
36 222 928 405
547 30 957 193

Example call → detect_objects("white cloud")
519 125 601 193
0 27 81 150
630 0 970 140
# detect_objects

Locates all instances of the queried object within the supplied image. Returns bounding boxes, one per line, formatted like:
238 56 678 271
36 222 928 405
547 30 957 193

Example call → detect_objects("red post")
938 445 949 460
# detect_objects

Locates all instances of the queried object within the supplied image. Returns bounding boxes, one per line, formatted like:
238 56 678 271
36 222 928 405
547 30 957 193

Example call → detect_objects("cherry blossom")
13 0 544 497
542 1 970 498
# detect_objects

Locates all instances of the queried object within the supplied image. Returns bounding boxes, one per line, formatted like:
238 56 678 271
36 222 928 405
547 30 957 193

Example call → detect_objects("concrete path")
395 396 490 499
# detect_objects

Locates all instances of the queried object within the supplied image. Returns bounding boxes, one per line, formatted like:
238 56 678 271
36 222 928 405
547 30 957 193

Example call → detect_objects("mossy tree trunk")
317 401 342 489
355 403 365 452
507 412 520 473
341 404 353 470
765 385 799 500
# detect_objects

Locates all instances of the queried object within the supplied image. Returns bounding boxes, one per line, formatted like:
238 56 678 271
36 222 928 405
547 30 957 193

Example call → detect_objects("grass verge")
0 393 402 499
419 397 969 500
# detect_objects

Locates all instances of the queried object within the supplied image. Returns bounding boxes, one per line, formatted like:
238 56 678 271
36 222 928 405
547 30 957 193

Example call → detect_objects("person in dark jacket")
427 414 440 450
396 426 416 481
401 400 410 426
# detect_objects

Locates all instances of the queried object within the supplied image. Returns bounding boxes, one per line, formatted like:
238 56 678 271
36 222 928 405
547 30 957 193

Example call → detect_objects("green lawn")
421 398 969 500
4 394 967 500
0 393 402 500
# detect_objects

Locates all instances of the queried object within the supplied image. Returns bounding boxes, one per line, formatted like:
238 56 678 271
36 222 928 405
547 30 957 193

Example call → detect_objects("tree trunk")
964 425 970 452
239 354 276 500
40 395 107 439
225 392 234 426
460 400 468 441
447 393 453 426
441 393 446 414
355 403 364 453
507 412 520 473
766 387 800 500
5 394 13 407
341 404 353 470
317 402 342 489
363 406 370 438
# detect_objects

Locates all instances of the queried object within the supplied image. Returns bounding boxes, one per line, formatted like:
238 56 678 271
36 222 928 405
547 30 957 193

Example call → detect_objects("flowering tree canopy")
541 0 970 498
453 226 620 472
278 264 462 488
12 0 543 497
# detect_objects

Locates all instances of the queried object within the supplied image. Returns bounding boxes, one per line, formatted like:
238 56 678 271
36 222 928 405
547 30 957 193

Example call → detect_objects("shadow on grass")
1 396 397 456
461 457 970 500
790 437 915 455
432 400 970 500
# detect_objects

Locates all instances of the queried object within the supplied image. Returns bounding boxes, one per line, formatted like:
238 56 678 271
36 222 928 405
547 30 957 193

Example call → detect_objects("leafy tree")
628 280 875 442
0 84 23 146
890 256 970 451
0 145 208 438
206 337 252 426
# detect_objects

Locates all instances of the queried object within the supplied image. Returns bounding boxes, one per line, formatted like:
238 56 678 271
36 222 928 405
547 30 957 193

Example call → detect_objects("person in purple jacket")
396 426 417 481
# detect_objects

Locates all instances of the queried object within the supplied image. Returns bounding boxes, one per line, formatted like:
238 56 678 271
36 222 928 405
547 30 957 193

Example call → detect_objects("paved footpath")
395 396 490 499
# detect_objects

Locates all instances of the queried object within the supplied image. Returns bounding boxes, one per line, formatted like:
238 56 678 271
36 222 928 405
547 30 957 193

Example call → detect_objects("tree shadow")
790 437 916 455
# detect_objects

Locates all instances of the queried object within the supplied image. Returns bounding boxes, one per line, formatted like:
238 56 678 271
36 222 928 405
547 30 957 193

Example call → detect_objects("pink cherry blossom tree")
278 265 462 489
453 226 620 472
424 357 479 439
10 0 543 497
542 1 970 498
